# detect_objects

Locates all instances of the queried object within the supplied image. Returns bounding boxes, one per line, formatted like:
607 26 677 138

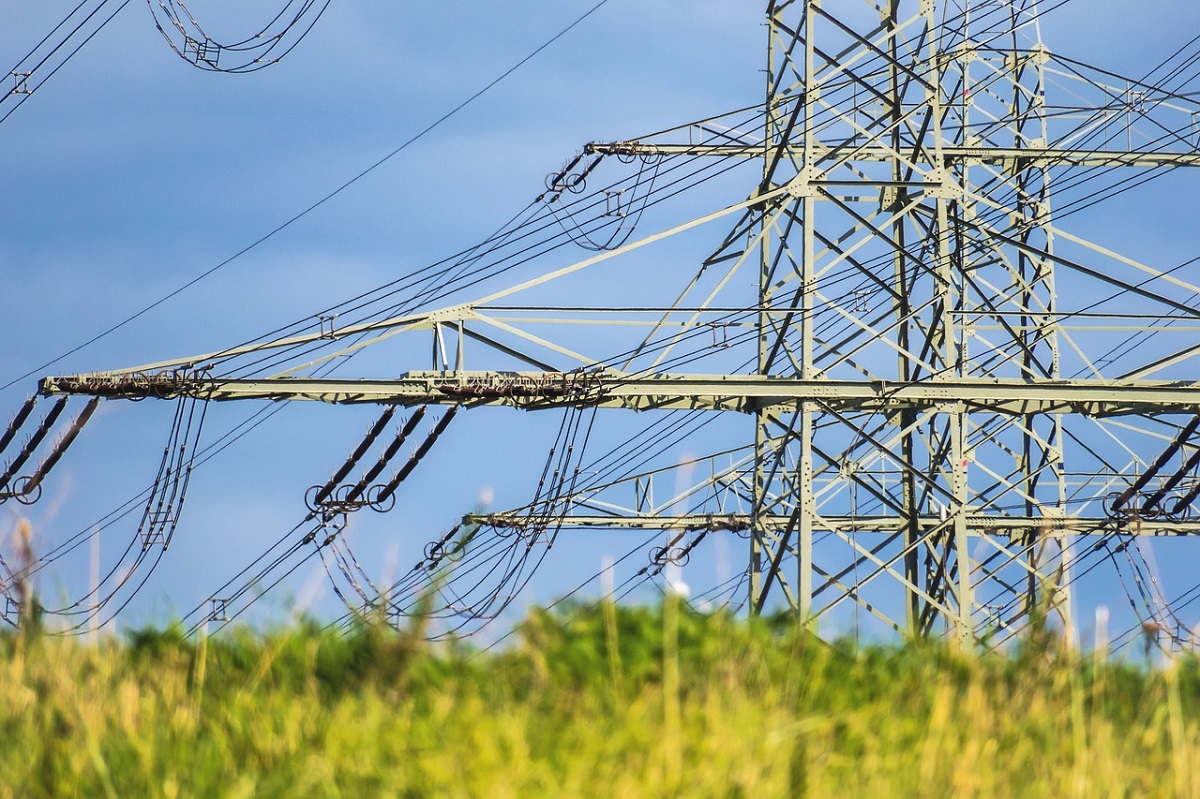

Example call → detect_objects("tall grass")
0 602 1197 797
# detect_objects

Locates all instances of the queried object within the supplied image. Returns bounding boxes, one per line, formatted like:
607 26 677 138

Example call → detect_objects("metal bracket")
786 166 824 199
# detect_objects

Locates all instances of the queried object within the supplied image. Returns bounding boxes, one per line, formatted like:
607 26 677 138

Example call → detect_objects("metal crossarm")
40 371 1200 417
27 1 1200 647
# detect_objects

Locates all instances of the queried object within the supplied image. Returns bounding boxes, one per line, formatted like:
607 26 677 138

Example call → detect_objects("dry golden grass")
0 602 1195 797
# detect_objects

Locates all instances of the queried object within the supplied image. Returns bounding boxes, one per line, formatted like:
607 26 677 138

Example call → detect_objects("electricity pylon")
32 1 1200 645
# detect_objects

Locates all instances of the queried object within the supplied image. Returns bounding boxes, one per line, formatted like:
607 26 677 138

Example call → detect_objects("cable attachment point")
305 405 455 519
304 483 397 516
544 151 586 196
649 530 690 569
542 148 658 252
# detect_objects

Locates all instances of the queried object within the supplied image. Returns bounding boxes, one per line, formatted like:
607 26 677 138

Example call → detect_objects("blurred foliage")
0 600 1198 797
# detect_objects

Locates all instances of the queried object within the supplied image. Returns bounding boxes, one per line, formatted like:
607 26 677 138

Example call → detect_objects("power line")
2 0 614 393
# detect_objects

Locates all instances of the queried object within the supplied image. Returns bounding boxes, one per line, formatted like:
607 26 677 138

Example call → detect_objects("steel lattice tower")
19 0 1200 645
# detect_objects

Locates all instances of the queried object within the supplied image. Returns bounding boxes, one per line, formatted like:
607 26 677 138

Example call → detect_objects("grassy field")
1 601 1198 798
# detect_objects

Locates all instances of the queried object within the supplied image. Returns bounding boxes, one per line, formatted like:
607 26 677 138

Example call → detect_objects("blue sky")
0 1 764 631
3 1 1200 640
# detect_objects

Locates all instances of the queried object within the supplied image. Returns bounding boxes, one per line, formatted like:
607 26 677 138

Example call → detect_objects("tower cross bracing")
24 0 1200 646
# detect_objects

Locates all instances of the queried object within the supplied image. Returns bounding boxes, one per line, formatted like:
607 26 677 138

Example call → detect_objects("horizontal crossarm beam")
468 512 1200 537
39 369 1200 416
587 141 1200 168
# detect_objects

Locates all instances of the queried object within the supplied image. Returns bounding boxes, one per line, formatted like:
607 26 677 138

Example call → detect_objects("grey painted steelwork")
40 370 1200 416
39 1 1200 648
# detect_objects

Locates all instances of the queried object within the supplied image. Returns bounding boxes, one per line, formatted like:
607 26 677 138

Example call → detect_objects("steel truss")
36 1 1200 645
